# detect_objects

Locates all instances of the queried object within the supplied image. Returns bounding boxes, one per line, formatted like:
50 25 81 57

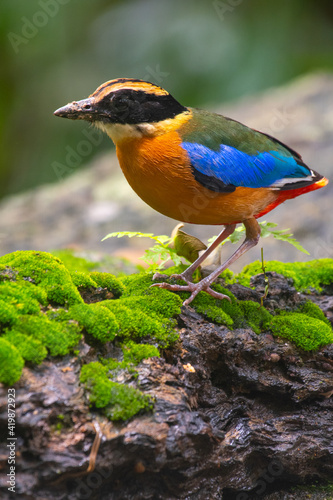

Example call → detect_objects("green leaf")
270 231 310 254
170 223 207 263
102 219 309 275
259 221 310 255
207 221 309 255
228 226 245 244
103 231 162 242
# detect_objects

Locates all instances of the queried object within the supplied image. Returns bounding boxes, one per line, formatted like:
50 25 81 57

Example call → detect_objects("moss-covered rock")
297 300 331 326
5 314 82 357
270 313 333 351
0 251 82 306
0 300 18 328
120 272 158 296
187 284 273 333
70 271 97 289
119 292 181 319
80 361 153 421
103 300 177 347
189 286 235 327
3 331 47 364
0 338 24 384
70 270 125 299
236 259 333 291
122 341 159 364
70 303 119 343
238 300 272 334
89 271 125 298
0 281 46 313
1 250 332 421
0 251 181 421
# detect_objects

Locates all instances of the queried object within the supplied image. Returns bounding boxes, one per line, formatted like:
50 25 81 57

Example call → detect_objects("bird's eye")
112 96 129 112
83 104 91 110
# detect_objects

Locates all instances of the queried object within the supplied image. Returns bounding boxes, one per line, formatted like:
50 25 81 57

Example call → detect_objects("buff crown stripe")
91 79 169 98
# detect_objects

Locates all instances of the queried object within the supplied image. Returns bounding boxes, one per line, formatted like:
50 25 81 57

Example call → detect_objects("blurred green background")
1 0 333 200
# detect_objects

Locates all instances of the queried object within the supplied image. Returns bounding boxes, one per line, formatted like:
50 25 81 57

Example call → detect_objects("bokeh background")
1 0 333 267
2 0 333 197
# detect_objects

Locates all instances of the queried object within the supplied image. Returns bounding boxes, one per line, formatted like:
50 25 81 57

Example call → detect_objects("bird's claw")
150 279 231 306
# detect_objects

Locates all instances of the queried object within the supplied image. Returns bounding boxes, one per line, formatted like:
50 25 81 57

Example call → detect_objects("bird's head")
54 78 189 143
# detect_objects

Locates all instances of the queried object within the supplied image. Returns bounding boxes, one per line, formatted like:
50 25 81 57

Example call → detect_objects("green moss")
213 289 246 328
6 314 81 356
297 300 331 326
190 287 272 333
238 301 273 334
0 251 82 306
119 293 181 320
3 331 47 364
100 358 126 371
1 249 332 422
104 383 153 421
80 361 109 404
293 482 333 495
189 282 331 348
218 268 237 285
51 249 97 273
80 361 153 421
122 341 159 364
0 251 180 407
270 313 333 350
120 272 156 296
0 251 180 419
186 284 272 333
236 259 333 291
46 307 72 322
70 303 119 343
0 338 24 385
103 300 177 348
89 272 125 298
70 271 125 299
0 281 46 312
70 271 97 289
0 300 18 328
190 289 234 327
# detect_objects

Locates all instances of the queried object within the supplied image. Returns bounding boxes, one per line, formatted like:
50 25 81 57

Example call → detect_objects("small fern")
102 231 181 271
207 221 309 255
103 221 309 272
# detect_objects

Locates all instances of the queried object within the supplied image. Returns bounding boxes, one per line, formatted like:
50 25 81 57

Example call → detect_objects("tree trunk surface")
1 272 333 499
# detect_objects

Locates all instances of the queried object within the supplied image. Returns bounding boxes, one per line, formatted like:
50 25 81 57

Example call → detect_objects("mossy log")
0 251 333 499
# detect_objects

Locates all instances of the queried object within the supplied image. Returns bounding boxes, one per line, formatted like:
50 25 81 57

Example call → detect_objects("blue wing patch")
181 142 312 189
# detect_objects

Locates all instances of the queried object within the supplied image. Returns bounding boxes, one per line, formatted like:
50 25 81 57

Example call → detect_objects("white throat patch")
93 110 192 144
93 122 144 144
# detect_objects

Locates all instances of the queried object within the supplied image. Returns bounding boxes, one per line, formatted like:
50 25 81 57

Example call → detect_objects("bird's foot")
151 276 231 306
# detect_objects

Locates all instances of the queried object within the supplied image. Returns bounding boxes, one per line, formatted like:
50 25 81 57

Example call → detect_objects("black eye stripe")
96 89 187 124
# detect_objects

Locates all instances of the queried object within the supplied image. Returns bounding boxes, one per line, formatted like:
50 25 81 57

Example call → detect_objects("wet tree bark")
0 273 333 499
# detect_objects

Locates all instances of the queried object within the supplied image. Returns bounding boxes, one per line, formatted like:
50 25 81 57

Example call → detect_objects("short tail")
255 173 328 219
278 171 329 196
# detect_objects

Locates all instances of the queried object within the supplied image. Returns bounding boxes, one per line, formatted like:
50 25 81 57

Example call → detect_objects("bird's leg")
153 224 236 283
152 218 261 306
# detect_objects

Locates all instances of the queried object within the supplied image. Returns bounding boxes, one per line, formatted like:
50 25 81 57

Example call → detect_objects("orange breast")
116 132 279 225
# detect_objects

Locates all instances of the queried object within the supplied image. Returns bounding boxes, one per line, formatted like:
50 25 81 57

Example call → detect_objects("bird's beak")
53 97 96 120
